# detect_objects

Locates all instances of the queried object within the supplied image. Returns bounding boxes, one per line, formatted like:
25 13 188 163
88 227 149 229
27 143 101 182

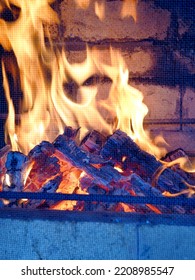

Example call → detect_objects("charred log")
53 134 122 189
0 145 11 190
101 130 189 194
3 151 28 192
26 141 60 192
162 148 194 184
80 130 106 154
22 175 62 208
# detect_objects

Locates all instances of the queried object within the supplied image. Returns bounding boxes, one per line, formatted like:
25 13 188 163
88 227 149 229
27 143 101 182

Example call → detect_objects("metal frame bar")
0 191 195 207
1 208 195 225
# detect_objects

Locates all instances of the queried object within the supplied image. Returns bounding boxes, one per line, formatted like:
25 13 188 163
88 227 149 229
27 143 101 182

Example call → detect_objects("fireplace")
0 0 195 260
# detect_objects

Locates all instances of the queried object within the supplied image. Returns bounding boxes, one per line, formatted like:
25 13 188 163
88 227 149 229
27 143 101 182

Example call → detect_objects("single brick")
60 0 171 41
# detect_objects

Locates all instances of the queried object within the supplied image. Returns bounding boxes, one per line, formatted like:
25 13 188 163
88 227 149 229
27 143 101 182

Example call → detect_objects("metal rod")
0 114 195 125
0 191 195 207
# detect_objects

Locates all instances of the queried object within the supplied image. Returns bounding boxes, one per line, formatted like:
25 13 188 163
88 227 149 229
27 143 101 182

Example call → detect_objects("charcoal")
3 151 28 192
26 141 61 192
0 199 4 208
0 127 192 213
162 148 188 162
80 172 163 213
80 130 106 154
127 173 186 214
21 175 62 208
77 201 106 212
0 145 11 190
28 141 55 160
63 126 80 140
109 179 160 213
162 148 192 179
129 173 166 197
79 174 95 191
101 130 189 194
79 174 107 194
172 205 186 214
0 144 11 158
5 151 27 171
107 186 144 213
87 185 107 195
2 151 28 207
53 134 124 189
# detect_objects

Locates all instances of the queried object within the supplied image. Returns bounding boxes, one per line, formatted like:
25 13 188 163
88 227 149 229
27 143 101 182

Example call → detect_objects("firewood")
63 126 80 140
2 151 28 207
108 184 151 213
127 173 186 214
53 134 123 189
21 175 62 208
101 130 189 194
0 145 11 191
0 144 11 158
79 172 171 213
79 174 106 194
80 130 106 154
28 141 55 160
0 200 4 208
162 148 193 183
0 127 191 213
3 151 28 192
162 148 188 162
25 141 61 192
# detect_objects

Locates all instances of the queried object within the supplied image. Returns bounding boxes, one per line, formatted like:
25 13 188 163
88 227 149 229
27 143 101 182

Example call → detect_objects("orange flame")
95 0 105 21
0 0 165 159
74 0 90 9
75 0 138 21
121 0 138 22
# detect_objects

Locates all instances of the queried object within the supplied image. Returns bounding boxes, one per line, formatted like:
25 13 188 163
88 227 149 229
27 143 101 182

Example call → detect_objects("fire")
1 0 183 213
74 0 90 9
95 1 105 21
0 0 164 158
121 0 138 22
75 0 138 21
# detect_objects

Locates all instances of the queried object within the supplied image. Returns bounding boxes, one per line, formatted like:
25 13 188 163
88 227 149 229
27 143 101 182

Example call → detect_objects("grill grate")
1 191 195 207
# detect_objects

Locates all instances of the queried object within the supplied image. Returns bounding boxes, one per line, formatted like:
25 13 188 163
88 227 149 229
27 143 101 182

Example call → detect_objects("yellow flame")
161 157 195 173
74 0 90 9
95 0 105 21
114 166 123 173
121 0 138 22
23 161 34 186
2 62 17 151
75 0 138 21
4 173 11 187
0 0 165 159
163 187 195 198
